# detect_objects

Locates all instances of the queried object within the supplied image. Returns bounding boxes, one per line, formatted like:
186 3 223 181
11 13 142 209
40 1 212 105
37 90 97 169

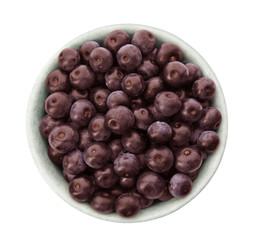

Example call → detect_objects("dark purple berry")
58 48 80 72
163 61 189 88
107 91 130 108
69 175 95 202
48 125 79 153
94 164 119 189
88 115 111 142
131 190 153 209
180 98 203 123
47 145 64 165
46 69 71 93
115 193 140 218
83 142 111 169
62 149 86 175
70 65 95 90
105 106 134 135
154 91 181 117
143 76 165 102
116 44 142 72
175 146 202 173
90 191 116 214
199 107 222 130
70 99 96 127
114 153 139 178
122 73 145 98
185 62 201 84
133 108 153 131
79 41 100 64
137 59 159 79
147 121 172 144
119 177 135 189
132 30 156 55
145 146 174 173
192 77 216 100
63 169 76 182
90 87 111 113
39 115 63 138
89 47 113 73
69 89 89 101
137 171 165 199
197 131 220 153
170 121 192 147
105 67 125 91
77 128 93 151
156 42 182 67
103 30 130 54
121 130 147 154
108 138 124 162
45 92 72 119
169 173 192 198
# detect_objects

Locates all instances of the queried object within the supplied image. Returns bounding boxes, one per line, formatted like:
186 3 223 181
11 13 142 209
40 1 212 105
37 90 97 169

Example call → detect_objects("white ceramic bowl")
26 24 228 223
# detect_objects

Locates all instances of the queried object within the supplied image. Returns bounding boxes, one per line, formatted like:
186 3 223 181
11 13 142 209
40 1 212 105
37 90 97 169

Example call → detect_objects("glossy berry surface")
122 73 145 98
170 121 192 147
69 175 95 202
70 99 96 127
88 115 111 142
69 65 95 90
79 41 100 64
175 146 202 173
199 107 222 130
62 149 86 175
89 47 113 73
156 42 182 67
192 77 216 100
119 177 135 189
163 61 189 88
197 131 220 153
47 145 64 165
137 171 165 199
105 67 125 91
132 30 156 55
69 89 89 101
39 115 63 138
77 128 93 151
147 121 172 144
116 193 140 218
180 98 203 123
131 190 154 209
143 76 164 102
185 62 201 84
90 87 110 113
90 192 116 214
121 130 147 154
48 125 79 153
94 164 119 189
58 48 80 71
116 44 142 72
137 59 159 79
114 153 139 178
133 108 153 131
107 91 130 109
108 139 124 162
169 173 192 198
103 30 130 54
83 142 111 169
154 91 181 117
45 92 72 119
105 106 134 135
145 146 174 173
46 69 71 93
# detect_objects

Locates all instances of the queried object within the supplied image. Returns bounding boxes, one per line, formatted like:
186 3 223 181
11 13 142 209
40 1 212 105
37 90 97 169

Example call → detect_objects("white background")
0 0 255 239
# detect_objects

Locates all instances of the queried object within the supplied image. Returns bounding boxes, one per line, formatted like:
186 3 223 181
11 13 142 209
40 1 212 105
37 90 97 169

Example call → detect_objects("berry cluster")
40 29 221 218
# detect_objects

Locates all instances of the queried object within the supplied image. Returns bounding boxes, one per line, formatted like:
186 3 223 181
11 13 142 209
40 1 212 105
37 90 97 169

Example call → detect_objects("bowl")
26 24 228 223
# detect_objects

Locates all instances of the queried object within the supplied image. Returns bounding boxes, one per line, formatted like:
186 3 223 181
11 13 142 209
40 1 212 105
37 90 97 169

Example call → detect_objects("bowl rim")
26 23 228 223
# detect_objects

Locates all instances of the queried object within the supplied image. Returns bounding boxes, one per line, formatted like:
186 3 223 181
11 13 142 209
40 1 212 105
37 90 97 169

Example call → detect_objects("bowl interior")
26 24 228 223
